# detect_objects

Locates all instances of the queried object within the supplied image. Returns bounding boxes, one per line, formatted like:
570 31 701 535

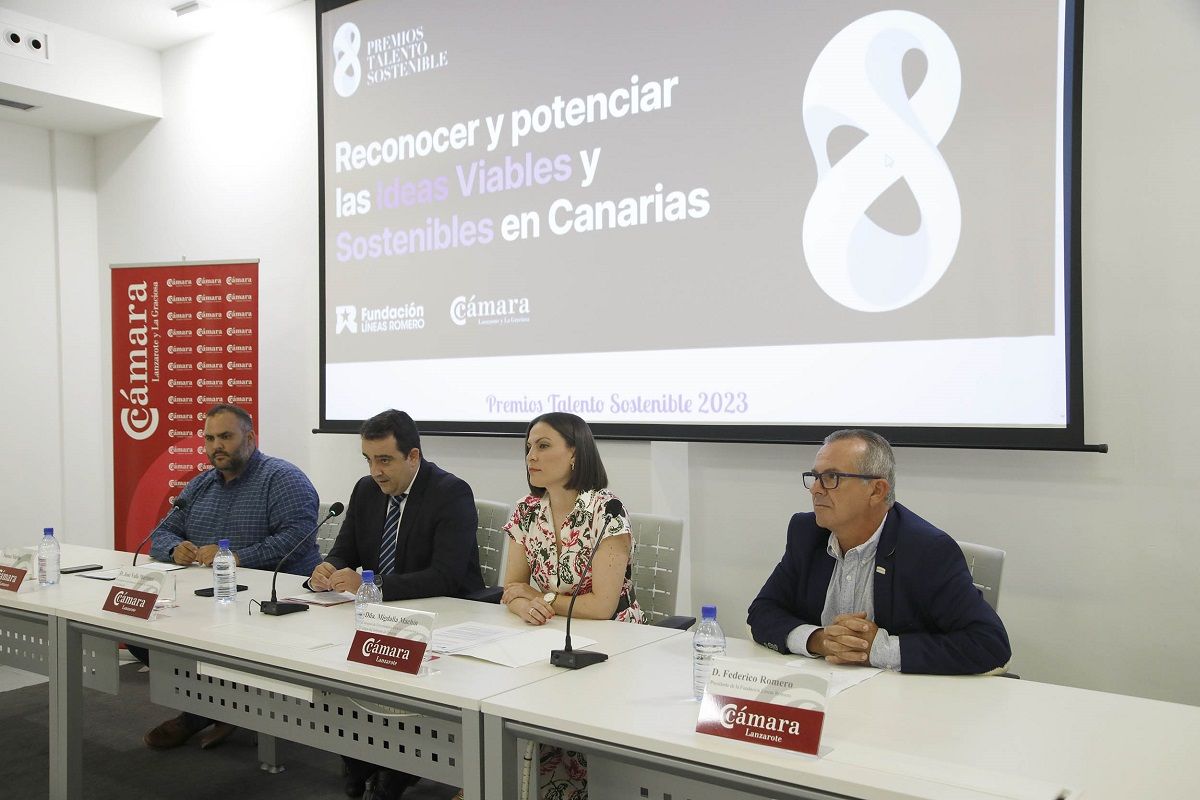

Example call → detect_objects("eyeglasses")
802 470 883 490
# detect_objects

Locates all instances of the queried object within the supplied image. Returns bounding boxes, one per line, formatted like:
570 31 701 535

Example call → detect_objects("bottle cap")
218 538 230 549
44 527 54 536
702 604 717 619
362 570 375 583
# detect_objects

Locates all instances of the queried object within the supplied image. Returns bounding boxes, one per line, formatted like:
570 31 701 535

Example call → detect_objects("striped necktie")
378 493 407 576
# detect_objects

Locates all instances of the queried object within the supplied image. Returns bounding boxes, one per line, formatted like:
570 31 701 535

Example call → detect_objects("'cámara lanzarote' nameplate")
101 567 165 620
346 604 435 674
696 656 830 756
0 550 34 593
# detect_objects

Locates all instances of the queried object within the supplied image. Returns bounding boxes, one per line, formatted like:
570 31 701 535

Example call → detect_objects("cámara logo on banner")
119 281 160 441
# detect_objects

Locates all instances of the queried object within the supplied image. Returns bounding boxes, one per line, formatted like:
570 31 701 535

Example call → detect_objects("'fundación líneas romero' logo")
335 305 358 334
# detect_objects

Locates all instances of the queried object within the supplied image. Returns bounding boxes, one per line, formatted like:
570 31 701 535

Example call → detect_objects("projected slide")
320 1 1073 436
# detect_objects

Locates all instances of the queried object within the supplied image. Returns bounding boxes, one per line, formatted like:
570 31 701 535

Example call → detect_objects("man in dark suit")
748 429 1010 676
309 408 482 799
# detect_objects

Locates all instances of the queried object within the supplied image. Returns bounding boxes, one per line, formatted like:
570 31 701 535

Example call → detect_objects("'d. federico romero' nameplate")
695 656 829 756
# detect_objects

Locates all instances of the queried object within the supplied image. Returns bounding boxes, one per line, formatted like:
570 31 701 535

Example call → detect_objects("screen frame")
315 0 1095 452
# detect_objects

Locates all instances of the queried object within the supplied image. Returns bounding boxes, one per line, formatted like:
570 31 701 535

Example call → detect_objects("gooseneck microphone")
260 502 344 616
551 498 623 670
132 498 190 566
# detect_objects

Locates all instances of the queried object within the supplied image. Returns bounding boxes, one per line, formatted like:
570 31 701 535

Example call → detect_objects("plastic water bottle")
692 604 726 700
355 570 382 626
213 539 237 604
37 527 60 587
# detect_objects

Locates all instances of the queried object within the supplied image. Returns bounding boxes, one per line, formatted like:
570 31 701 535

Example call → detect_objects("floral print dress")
504 488 643 624
504 488 644 798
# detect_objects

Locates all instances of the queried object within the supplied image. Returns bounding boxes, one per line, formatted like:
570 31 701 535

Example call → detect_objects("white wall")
0 122 64 539
2 0 1198 705
0 5 162 131
96 5 320 475
53 130 108 550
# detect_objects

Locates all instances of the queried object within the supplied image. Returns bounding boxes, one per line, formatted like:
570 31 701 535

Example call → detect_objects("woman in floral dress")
501 412 643 799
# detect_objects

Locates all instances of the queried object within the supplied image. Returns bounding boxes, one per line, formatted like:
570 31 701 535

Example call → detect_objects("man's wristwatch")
543 592 556 605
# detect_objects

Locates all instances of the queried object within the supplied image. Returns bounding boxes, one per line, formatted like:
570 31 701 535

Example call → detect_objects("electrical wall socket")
1 21 51 63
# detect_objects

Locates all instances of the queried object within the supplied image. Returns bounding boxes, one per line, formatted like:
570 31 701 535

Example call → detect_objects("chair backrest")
957 540 1005 611
475 499 511 587
315 503 343 559
627 512 685 624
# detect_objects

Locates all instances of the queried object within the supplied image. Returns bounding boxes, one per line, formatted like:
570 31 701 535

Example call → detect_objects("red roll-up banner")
110 261 259 552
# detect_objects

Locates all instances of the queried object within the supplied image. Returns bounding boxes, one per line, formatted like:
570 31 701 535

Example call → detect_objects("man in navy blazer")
748 429 1010 675
309 409 483 799
310 409 483 601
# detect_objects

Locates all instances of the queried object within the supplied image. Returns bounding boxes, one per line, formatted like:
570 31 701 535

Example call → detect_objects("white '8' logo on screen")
332 22 362 98
802 11 962 312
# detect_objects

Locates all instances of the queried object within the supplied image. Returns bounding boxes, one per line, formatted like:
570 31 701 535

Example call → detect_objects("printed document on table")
87 562 184 580
430 621 524 654
785 657 882 696
453 628 597 668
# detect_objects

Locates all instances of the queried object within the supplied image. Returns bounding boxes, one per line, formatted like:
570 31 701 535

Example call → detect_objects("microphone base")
259 601 309 616
550 648 608 670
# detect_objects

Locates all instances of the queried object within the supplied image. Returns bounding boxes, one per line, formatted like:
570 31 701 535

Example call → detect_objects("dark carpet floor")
0 662 459 799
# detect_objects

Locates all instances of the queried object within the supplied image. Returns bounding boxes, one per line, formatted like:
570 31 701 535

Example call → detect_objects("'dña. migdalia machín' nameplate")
346 604 435 674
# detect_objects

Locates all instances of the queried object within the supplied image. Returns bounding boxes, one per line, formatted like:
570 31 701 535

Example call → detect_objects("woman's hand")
506 595 555 625
501 582 541 605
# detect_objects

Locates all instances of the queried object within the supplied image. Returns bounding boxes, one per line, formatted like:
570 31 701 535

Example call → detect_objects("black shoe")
143 714 206 749
363 769 416 800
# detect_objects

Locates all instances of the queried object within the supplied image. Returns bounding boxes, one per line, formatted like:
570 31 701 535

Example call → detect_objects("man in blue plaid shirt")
149 404 320 572
140 403 320 751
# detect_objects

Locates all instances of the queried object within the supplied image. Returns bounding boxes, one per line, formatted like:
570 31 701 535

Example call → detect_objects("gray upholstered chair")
315 502 343 558
464 499 511 603
957 540 1017 677
957 540 1005 611
474 498 511 588
628 512 694 630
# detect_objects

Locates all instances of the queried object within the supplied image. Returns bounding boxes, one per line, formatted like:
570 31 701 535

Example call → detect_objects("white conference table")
482 634 1200 800
0 544 682 800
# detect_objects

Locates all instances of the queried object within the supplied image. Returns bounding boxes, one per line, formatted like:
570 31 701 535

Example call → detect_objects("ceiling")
0 0 304 52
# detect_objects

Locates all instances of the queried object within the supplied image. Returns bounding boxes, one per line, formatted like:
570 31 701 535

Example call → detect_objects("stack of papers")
139 562 188 572
283 591 356 606
86 561 187 581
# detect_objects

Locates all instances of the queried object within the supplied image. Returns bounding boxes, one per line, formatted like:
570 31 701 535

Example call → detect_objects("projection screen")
317 0 1086 449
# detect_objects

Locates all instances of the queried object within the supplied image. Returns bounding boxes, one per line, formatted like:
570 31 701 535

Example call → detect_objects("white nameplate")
0 549 35 592
347 605 436 674
696 656 830 756
100 567 165 619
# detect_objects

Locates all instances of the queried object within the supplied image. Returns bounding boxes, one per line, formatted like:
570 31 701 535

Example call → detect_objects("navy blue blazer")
324 459 484 601
747 502 1011 675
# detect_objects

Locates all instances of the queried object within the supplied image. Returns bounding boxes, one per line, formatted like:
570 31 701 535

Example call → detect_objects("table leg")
483 713 517 800
460 710 484 800
49 616 82 800
258 733 285 773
